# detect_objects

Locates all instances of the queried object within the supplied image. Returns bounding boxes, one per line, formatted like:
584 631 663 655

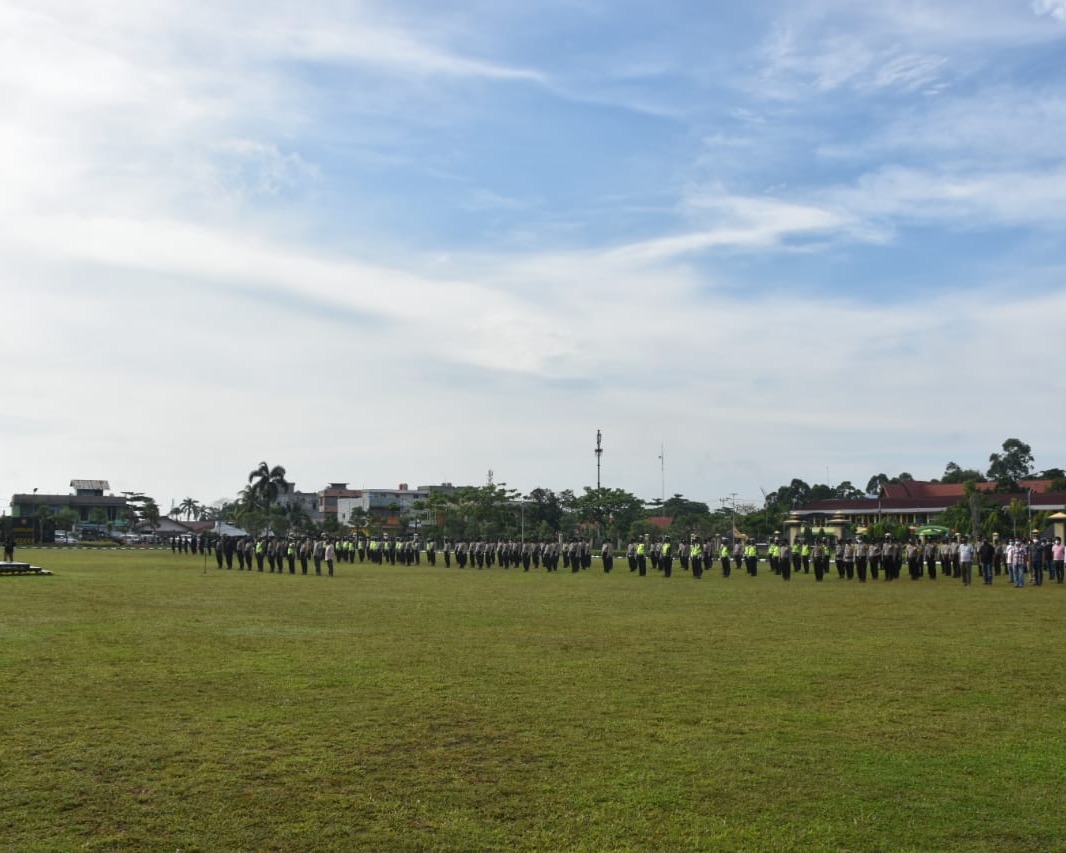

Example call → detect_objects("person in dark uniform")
907 540 922 580
601 541 613 573
779 541 792 581
924 540 937 579
811 540 824 582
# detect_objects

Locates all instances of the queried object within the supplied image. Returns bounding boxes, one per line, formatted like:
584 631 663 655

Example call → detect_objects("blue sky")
2 0 1065 513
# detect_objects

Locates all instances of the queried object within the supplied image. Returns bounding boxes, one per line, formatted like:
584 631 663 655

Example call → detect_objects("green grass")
2 550 1065 851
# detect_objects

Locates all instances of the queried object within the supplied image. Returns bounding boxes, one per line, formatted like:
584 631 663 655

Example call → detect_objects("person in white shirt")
958 538 974 586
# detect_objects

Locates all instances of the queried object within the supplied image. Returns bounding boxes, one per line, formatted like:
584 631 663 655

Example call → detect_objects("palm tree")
177 497 200 521
247 462 290 528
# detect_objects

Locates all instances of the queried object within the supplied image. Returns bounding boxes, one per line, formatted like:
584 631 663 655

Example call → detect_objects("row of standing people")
186 533 1066 587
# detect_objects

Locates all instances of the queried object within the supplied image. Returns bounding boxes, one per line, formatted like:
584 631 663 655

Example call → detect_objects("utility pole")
720 492 738 549
595 430 603 489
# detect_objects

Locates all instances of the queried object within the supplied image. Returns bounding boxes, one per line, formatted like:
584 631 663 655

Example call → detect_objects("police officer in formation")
186 529 1044 590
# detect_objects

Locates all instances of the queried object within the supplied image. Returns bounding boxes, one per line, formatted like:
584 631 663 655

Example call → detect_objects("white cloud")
1033 0 1066 23
2 0 1065 508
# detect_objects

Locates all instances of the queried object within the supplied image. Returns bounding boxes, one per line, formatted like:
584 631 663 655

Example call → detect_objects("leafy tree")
123 492 160 533
865 473 915 495
674 508 732 540
737 507 785 542
627 519 660 541
557 489 579 534
865 474 889 495
937 483 1000 540
1037 468 1066 491
524 488 564 533
986 438 1034 491
141 498 161 533
765 480 811 510
233 504 267 537
662 494 710 518
808 483 834 502
437 484 522 539
574 487 646 542
54 508 79 532
862 521 911 542
348 506 371 532
938 461 985 484
833 481 865 500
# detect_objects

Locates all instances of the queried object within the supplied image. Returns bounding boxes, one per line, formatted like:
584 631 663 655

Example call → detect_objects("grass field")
2 549 1065 852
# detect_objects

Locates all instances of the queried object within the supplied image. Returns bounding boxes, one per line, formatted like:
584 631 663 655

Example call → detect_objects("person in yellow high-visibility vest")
719 542 731 577
690 539 703 579
745 542 758 576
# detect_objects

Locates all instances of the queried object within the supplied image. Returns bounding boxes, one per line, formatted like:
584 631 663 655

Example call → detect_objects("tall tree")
986 438 1034 491
177 497 201 521
247 462 290 520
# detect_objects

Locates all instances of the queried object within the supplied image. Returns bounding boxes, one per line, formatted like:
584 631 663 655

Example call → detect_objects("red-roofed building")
787 480 1066 541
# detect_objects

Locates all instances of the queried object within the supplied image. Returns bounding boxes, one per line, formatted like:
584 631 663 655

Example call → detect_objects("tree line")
107 438 1063 543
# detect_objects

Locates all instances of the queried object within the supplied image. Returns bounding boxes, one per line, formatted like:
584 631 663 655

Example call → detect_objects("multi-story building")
8 480 130 542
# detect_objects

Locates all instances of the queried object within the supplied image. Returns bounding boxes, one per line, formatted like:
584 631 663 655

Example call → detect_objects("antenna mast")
595 430 603 489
